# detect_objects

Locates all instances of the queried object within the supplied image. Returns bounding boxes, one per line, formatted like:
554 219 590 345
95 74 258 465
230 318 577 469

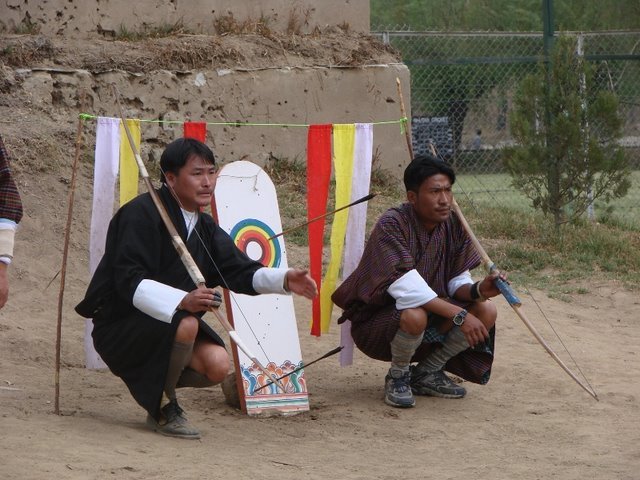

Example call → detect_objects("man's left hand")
479 270 508 299
285 269 318 299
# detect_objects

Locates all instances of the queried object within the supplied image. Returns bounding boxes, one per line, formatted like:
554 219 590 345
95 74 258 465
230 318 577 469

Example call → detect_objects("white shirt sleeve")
447 270 473 298
252 267 290 295
132 279 188 323
387 269 438 310
0 220 17 264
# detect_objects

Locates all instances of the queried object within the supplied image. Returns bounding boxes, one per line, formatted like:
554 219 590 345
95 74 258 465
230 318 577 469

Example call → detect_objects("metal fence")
375 28 640 227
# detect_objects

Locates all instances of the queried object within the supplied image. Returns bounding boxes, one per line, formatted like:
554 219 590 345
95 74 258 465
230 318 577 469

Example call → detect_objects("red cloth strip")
307 124 332 336
183 122 207 142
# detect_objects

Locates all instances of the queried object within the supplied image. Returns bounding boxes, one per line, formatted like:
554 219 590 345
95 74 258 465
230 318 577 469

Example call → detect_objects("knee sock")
164 341 194 402
415 327 469 375
390 329 423 373
177 367 216 388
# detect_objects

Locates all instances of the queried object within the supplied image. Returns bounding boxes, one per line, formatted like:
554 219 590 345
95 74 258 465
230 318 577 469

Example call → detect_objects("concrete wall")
0 0 369 36
15 63 411 176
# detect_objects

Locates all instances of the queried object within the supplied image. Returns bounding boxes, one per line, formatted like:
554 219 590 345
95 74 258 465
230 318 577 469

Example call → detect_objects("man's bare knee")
399 308 428 335
469 301 497 329
175 315 199 343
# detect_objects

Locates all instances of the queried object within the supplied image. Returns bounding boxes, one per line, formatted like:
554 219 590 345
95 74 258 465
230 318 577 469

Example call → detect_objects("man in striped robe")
0 134 23 309
332 154 502 408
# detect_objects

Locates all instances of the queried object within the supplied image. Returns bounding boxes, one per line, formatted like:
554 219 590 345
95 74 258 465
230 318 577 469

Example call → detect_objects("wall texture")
0 0 369 36
12 62 410 175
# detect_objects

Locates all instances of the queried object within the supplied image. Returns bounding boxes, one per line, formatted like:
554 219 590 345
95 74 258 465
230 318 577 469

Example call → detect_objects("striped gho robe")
0 135 23 225
0 134 23 265
332 202 495 384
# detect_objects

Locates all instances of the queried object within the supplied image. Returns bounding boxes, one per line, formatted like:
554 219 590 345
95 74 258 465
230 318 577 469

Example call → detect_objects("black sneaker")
410 369 466 399
384 368 415 408
146 399 201 439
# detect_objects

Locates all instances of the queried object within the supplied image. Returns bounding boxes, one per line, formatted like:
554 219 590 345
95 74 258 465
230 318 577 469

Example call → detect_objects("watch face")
453 310 467 326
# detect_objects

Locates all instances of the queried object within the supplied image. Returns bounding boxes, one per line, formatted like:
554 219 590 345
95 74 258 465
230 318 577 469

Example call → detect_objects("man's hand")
0 263 8 309
178 287 222 312
459 312 489 347
285 269 318 299
478 270 508 299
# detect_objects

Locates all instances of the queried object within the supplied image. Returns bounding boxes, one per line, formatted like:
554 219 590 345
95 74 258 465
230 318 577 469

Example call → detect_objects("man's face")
165 154 217 212
407 173 453 230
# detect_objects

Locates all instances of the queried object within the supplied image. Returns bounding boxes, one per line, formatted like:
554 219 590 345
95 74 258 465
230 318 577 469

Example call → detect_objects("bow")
451 199 598 400
395 77 598 401
114 87 286 393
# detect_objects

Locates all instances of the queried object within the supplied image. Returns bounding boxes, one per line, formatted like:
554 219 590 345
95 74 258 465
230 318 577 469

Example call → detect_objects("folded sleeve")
132 279 188 323
388 269 438 310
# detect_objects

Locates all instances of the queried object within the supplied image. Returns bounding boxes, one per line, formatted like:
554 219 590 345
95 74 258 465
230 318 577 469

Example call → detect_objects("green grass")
455 171 640 230
268 161 640 295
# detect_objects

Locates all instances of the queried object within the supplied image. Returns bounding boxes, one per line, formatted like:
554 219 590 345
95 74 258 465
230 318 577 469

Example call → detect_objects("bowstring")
158 167 273 363
432 147 594 388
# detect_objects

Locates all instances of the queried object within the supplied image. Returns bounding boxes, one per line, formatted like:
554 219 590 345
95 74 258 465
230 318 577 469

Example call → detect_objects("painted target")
229 219 282 268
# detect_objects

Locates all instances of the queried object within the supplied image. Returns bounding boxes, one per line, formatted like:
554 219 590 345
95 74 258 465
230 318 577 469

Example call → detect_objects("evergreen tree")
505 36 630 226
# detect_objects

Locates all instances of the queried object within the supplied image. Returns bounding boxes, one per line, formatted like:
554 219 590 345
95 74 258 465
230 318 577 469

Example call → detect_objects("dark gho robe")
332 202 495 384
76 185 263 417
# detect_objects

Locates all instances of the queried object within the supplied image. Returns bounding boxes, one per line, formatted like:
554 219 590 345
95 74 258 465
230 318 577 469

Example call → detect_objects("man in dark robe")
76 138 317 438
0 134 23 309
332 154 502 408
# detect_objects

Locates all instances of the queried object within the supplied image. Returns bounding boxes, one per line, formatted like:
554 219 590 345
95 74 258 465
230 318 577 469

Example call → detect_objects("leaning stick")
395 77 598 400
112 86 286 394
268 193 377 240
55 116 85 414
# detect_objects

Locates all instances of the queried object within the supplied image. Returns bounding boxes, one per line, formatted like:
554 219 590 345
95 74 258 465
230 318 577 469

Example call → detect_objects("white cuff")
388 269 438 310
0 224 16 261
132 279 188 323
252 267 289 295
447 270 473 297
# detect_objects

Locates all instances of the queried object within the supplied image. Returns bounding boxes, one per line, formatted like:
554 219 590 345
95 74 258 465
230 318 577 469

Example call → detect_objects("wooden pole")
55 116 85 414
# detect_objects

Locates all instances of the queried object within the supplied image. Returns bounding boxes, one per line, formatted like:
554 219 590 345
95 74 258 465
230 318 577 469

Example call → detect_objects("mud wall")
16 63 411 175
0 0 369 36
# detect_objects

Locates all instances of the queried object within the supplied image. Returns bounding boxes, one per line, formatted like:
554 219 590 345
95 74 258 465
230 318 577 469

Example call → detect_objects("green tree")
505 35 630 227
371 0 640 31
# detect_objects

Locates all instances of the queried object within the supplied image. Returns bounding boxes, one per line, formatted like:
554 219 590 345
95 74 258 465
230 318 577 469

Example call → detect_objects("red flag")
307 124 332 336
183 122 207 142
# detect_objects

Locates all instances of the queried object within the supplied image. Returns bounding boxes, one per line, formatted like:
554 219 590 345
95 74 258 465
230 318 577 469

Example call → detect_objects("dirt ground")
0 158 639 479
1 31 639 480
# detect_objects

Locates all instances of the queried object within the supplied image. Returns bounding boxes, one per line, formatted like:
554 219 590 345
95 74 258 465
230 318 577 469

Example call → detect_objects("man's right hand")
459 312 489 347
179 288 222 312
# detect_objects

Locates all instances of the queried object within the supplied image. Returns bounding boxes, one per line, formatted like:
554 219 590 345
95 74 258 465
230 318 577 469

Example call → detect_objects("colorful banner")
319 124 355 334
119 119 140 206
87 117 121 369
306 124 333 336
184 121 207 142
340 123 374 365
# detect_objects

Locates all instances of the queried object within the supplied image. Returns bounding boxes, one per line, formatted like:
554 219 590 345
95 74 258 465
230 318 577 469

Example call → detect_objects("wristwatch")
452 309 468 326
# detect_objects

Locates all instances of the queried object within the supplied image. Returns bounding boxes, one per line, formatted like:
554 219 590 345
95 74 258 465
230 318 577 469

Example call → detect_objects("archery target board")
213 160 309 415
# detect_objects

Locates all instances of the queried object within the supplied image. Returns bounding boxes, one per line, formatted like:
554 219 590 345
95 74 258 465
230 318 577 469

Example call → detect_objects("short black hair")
403 153 456 193
159 138 216 184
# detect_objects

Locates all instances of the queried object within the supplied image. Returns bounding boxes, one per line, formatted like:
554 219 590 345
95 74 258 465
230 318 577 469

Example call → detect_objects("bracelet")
470 281 487 302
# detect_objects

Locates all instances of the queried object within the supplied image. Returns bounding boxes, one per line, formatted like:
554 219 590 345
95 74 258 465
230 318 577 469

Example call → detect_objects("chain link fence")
375 28 640 227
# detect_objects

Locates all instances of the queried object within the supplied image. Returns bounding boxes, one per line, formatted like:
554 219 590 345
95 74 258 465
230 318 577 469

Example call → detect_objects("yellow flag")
119 119 140 205
319 124 355 333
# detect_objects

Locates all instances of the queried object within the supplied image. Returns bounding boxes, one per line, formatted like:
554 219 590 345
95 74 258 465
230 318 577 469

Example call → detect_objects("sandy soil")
0 159 638 479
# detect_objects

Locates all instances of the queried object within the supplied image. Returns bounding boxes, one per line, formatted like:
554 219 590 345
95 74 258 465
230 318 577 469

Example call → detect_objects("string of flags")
84 115 403 367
